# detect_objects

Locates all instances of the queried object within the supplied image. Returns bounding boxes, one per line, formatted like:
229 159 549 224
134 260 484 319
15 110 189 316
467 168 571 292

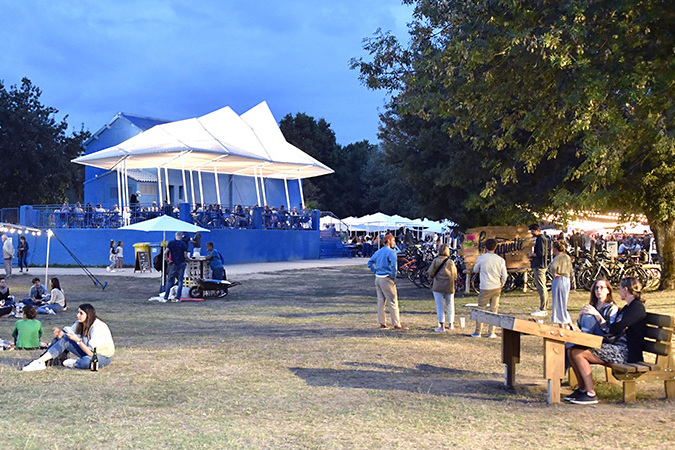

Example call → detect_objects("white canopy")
72 102 333 180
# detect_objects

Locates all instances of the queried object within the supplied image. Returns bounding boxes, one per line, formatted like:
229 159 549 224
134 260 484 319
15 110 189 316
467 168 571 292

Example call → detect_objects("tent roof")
73 102 334 180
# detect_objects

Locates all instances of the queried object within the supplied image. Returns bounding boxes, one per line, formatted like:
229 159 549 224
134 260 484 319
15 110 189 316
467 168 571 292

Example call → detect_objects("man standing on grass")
163 232 189 301
367 233 407 330
2 235 15 279
471 238 507 338
528 223 549 317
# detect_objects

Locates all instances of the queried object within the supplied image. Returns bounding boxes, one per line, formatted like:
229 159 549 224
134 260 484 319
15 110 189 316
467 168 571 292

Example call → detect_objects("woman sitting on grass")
566 277 646 405
577 278 618 335
36 277 66 315
22 303 115 371
12 305 43 349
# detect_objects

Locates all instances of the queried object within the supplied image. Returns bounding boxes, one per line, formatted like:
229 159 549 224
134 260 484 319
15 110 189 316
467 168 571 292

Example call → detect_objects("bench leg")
665 380 675 400
605 366 621 385
622 380 636 403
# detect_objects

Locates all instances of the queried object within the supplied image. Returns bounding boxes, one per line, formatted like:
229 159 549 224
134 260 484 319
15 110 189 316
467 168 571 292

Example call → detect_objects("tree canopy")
0 78 89 208
279 112 421 218
352 0 675 288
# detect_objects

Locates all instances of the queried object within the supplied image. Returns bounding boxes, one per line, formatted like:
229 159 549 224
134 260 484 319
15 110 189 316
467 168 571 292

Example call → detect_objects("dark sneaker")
570 392 598 405
563 389 584 402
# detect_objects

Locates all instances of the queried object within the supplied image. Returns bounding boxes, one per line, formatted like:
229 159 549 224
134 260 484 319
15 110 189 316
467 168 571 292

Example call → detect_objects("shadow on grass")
289 363 530 403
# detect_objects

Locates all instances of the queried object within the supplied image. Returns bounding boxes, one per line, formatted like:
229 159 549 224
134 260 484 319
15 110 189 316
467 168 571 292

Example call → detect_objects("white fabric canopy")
73 102 333 180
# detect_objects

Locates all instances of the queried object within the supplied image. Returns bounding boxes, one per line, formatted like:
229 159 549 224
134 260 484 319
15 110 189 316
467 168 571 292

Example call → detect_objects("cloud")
0 0 412 145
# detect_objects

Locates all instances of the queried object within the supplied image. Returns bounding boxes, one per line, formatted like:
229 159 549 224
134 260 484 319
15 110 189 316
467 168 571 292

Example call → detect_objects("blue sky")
0 1 412 145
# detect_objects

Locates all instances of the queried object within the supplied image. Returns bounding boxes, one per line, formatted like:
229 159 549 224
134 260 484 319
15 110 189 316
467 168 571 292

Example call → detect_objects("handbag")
602 330 626 344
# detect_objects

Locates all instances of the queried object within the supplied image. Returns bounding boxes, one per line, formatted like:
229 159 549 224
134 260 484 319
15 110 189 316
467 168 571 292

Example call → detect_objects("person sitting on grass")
22 303 115 371
0 277 15 317
36 277 66 315
12 305 43 350
566 277 646 405
204 241 225 280
23 277 48 307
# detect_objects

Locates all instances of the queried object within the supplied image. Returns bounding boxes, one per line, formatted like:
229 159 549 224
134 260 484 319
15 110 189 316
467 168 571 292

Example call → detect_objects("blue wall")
10 228 320 267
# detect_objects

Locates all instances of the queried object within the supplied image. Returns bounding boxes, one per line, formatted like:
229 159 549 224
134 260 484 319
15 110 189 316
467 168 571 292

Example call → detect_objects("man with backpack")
204 242 225 280
528 224 549 317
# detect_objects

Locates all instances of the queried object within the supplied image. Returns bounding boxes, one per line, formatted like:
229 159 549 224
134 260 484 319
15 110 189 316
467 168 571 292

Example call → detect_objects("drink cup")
459 317 466 328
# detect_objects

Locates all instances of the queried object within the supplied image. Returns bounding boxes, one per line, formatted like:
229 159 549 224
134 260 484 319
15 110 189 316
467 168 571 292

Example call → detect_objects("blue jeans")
18 252 28 270
37 304 63 314
164 262 186 299
47 336 112 369
23 299 44 308
210 267 224 281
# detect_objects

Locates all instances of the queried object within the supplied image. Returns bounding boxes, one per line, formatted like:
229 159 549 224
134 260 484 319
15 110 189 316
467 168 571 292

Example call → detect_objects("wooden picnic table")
470 309 603 404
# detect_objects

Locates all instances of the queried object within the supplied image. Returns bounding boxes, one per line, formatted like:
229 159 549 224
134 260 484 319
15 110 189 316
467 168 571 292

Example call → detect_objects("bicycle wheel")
470 273 480 294
577 267 596 291
503 273 516 293
624 266 649 289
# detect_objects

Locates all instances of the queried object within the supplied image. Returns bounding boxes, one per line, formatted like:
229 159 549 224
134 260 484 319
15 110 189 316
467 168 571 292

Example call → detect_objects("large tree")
279 112 421 218
0 78 88 208
352 0 675 288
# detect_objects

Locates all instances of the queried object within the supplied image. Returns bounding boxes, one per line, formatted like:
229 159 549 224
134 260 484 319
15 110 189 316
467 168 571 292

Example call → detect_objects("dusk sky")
1 1 412 145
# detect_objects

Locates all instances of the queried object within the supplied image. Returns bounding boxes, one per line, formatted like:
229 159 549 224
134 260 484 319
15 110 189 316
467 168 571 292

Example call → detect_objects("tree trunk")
648 216 675 290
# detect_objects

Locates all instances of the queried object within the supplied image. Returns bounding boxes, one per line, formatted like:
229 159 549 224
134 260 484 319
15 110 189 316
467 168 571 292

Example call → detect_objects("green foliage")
279 112 421 218
0 78 89 208
352 0 675 285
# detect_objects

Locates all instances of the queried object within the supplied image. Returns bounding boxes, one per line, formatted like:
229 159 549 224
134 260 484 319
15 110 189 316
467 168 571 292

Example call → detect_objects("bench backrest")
644 312 674 369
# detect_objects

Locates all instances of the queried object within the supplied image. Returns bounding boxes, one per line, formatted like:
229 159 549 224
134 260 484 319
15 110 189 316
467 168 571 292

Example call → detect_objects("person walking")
427 244 458 332
367 233 407 330
528 224 549 316
17 236 29 273
2 235 15 279
471 238 507 338
106 240 117 272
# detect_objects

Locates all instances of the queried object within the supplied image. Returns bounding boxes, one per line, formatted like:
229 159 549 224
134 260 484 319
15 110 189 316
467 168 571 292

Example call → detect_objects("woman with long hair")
36 277 66 315
566 277 647 405
22 303 115 371
106 240 117 272
548 240 573 329
426 244 458 332
577 278 618 335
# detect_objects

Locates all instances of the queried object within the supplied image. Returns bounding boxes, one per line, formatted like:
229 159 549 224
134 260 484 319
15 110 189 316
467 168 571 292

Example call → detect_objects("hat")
136 190 141 195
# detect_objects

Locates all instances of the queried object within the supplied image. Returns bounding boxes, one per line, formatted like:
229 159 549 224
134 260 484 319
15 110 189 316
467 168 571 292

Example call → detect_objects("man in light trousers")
471 238 507 338
367 234 407 330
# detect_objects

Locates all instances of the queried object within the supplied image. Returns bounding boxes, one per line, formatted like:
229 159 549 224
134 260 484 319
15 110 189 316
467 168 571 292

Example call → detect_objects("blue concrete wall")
8 228 320 267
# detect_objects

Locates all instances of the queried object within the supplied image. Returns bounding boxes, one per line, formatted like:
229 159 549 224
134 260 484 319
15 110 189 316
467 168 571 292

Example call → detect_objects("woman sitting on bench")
567 277 646 405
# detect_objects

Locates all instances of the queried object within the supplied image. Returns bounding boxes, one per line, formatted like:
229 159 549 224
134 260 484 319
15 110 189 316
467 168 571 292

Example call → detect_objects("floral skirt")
591 341 629 364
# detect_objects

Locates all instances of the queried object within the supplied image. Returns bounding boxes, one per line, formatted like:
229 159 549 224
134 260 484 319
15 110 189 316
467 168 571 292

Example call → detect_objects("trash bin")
133 243 152 273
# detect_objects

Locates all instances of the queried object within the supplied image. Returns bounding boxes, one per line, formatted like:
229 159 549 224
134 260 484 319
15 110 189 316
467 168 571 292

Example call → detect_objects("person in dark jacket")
17 236 29 273
566 277 646 405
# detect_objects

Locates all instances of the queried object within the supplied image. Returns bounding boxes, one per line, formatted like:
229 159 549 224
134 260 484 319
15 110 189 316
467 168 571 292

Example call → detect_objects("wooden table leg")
544 339 565 404
502 329 521 387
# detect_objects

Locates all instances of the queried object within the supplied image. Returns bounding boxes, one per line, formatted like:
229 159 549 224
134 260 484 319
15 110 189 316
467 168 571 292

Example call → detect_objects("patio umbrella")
120 215 209 291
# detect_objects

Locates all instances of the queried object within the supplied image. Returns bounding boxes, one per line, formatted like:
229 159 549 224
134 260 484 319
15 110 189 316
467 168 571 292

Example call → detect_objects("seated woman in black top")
567 277 647 405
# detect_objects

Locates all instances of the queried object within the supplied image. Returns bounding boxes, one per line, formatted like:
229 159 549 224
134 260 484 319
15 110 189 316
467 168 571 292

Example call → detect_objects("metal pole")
157 167 163 206
260 172 267 206
181 161 188 204
189 170 196 209
44 229 52 287
213 165 221 205
254 167 261 206
283 176 290 208
198 169 204 206
164 167 170 205
298 177 305 209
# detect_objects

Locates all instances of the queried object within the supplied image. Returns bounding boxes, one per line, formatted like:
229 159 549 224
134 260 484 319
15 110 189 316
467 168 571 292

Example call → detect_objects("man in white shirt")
2 235 15 279
471 238 507 338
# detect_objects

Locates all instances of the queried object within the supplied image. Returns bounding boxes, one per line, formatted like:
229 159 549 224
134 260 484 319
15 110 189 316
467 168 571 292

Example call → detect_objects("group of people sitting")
0 277 66 318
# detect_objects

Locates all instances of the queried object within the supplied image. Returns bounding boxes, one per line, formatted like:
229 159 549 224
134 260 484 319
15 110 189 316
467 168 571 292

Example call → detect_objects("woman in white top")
115 240 124 270
22 303 115 371
37 277 66 315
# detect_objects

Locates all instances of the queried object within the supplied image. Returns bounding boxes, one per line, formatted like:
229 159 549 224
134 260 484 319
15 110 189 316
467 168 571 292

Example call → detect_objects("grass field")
1 265 674 449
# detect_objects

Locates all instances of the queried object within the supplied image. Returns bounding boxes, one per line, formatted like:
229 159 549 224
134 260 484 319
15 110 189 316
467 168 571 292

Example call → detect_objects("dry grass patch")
0 266 673 448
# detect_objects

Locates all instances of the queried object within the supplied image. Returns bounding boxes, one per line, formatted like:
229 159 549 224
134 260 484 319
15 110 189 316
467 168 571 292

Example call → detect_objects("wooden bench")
607 312 675 402
570 312 675 402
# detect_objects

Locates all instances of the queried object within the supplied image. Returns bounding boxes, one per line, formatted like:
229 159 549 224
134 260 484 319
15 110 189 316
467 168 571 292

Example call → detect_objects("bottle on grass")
90 347 98 371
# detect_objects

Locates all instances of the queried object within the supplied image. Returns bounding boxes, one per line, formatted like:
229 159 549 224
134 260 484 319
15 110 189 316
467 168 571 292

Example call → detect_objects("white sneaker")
434 327 445 333
47 308 56 315
62 358 78 369
530 309 548 317
106 266 111 272
22 360 46 372
487 333 499 339
471 332 481 338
